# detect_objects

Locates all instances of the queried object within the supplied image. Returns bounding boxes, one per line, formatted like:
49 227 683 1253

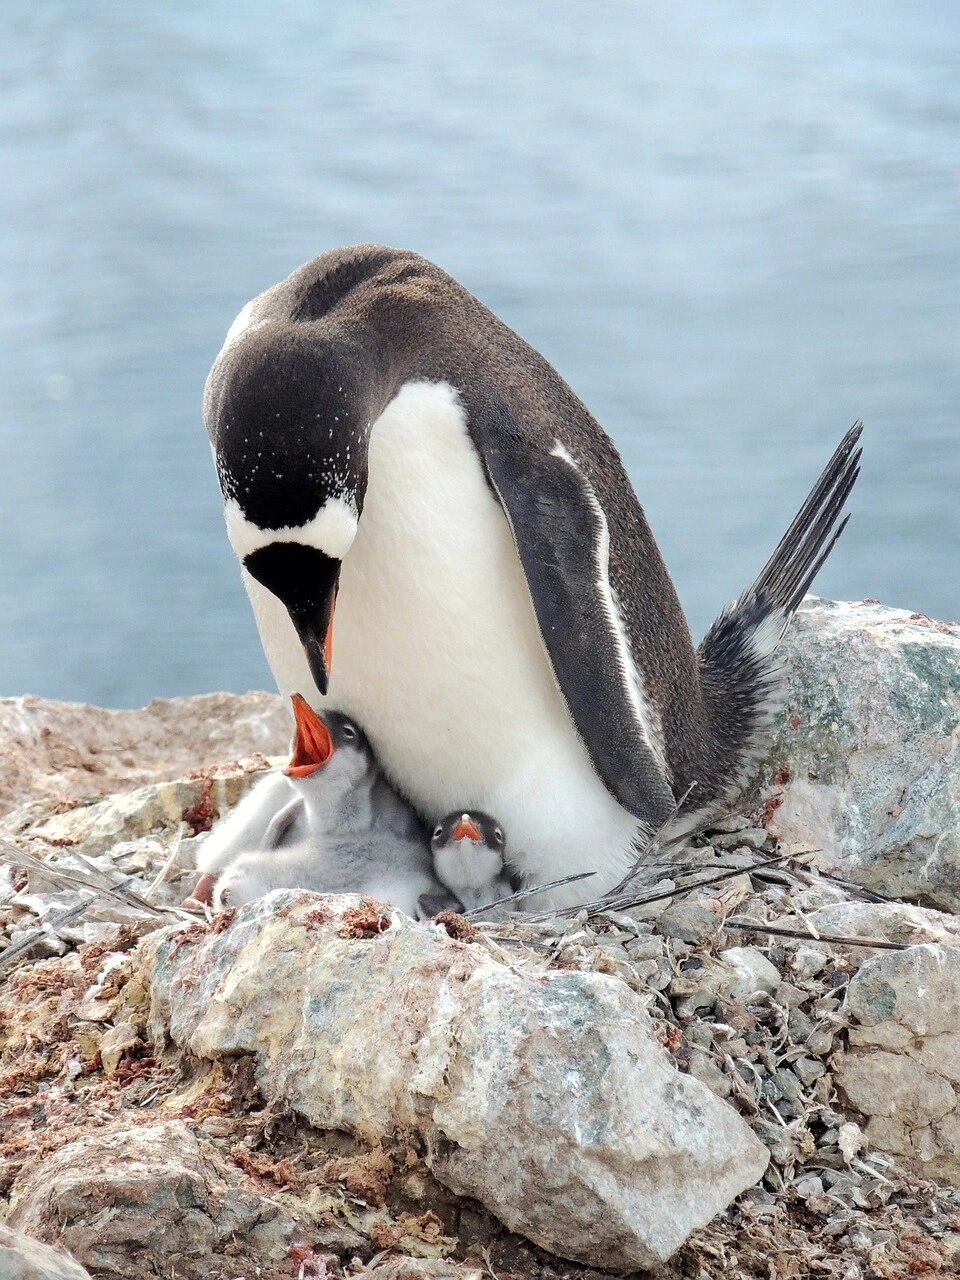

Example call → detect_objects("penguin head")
283 694 374 793
212 329 373 695
430 811 507 894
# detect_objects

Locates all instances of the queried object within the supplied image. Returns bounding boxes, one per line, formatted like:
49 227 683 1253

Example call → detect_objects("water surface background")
2 2 958 707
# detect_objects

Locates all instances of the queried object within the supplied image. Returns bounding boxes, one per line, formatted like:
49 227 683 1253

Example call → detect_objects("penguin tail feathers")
692 421 863 808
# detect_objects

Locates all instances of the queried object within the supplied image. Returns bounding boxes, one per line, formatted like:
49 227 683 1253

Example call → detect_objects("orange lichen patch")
316 1147 394 1207
789 713 801 731
339 903 391 939
182 774 220 835
303 905 334 930
773 767 790 787
432 911 475 942
369 1210 448 1251
657 1025 682 1054
759 794 784 828
209 907 237 934
231 1147 300 1189
168 921 212 956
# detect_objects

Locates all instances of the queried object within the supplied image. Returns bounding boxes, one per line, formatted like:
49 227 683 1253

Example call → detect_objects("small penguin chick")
428 811 514 913
213 832 455 918
187 694 346 907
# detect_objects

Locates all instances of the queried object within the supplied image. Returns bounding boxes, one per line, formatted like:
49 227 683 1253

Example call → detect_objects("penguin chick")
426 811 514 914
210 696 459 917
212 830 456 918
187 694 361 906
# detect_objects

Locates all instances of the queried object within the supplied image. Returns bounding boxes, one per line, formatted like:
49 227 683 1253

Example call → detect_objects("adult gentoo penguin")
204 244 861 907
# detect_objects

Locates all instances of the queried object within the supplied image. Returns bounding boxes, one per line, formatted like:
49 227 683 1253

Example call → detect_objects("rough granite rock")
7 1120 293 1278
839 944 960 1184
0 691 288 815
0 1226 92 1280
146 892 769 1270
746 598 960 909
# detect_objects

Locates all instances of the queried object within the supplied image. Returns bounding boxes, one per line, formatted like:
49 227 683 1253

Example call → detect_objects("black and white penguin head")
211 329 373 694
430 811 506 894
283 694 373 793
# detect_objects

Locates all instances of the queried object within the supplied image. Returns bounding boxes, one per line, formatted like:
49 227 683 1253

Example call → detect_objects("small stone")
838 1122 865 1164
793 1056 825 1086
793 1174 825 1201
773 982 808 1008
714 828 770 851
791 945 829 979
656 901 718 944
787 1007 815 1042
715 947 780 1000
98 1022 140 1076
772 1068 803 1102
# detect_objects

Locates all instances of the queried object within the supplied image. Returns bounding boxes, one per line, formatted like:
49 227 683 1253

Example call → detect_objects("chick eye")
494 828 504 844
432 825 443 841
341 723 357 741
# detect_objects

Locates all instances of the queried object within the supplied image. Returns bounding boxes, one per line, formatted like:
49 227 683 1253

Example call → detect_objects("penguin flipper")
471 406 676 830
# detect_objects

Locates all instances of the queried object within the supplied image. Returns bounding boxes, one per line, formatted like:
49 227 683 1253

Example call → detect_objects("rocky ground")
2 599 960 1280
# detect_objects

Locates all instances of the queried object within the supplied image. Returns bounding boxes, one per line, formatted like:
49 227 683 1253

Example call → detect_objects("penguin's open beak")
451 816 483 843
284 693 334 777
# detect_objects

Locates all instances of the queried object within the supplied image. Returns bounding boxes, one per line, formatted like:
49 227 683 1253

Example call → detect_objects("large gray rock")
747 598 960 909
0 1227 91 1280
838 944 960 1184
146 892 769 1271
7 1119 292 1278
0 691 288 816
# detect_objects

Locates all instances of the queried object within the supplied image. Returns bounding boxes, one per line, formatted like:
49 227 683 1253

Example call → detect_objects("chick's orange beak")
284 693 334 777
451 816 482 843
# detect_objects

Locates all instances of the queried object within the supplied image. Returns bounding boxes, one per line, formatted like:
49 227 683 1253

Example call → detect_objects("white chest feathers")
242 380 642 904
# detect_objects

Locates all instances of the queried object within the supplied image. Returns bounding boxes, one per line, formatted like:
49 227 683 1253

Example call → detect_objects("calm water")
2 3 958 707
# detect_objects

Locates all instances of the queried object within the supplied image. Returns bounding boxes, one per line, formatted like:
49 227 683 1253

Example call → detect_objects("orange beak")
451 816 482 843
283 693 334 777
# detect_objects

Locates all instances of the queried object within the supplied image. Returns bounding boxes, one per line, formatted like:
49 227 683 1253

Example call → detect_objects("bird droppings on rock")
2 680 960 1277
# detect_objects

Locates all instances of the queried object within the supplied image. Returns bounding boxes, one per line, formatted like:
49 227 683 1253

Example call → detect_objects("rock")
361 1261 483 1279
838 945 960 1184
804 900 960 948
14 769 271 856
7 1120 292 1278
0 1226 92 1280
0 692 288 816
746 598 960 909
714 828 770 851
98 1021 140 1075
146 892 769 1270
715 947 780 1000
656 900 719 943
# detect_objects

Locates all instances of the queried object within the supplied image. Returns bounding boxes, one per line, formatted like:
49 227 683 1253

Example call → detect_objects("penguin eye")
494 828 504 845
341 723 357 741
432 825 443 841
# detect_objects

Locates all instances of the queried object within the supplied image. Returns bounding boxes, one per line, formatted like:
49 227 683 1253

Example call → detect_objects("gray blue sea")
2 2 958 707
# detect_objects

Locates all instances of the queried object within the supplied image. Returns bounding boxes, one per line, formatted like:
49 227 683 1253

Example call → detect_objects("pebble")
714 828 771 851
657 901 718 944
792 945 829 979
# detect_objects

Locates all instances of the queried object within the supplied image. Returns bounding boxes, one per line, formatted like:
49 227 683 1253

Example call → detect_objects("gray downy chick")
212 696 458 917
423 811 514 916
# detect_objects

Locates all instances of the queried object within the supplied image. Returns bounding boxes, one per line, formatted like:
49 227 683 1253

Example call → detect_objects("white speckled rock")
745 598 960 910
0 1227 92 1280
839 944 960 1184
145 892 769 1270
